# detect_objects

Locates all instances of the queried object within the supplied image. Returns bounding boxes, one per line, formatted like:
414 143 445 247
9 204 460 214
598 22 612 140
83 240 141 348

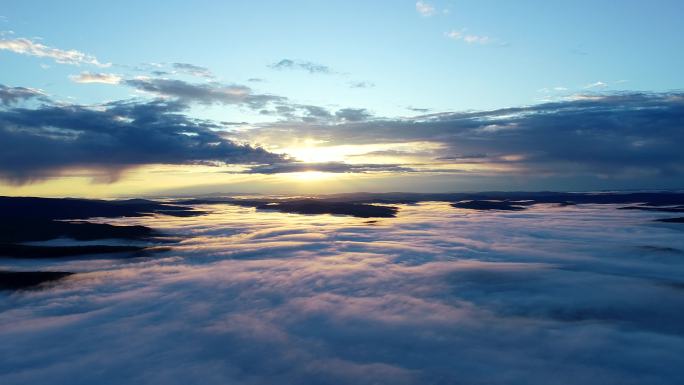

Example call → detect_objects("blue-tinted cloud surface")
2 203 684 384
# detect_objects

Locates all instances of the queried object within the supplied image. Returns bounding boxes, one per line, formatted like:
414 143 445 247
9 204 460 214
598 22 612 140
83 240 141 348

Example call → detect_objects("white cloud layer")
1 203 684 384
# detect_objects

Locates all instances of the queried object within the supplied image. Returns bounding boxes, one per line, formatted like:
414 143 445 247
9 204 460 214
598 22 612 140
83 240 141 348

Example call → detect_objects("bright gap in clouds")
289 171 337 181
275 141 443 164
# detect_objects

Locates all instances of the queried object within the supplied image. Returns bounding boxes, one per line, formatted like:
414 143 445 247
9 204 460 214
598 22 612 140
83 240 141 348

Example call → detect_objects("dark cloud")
123 78 285 109
118 78 367 124
335 108 371 122
0 97 286 184
299 105 333 122
435 153 489 161
255 103 371 124
244 161 412 174
0 84 46 105
172 62 214 78
406 106 430 113
269 59 332 74
250 93 684 183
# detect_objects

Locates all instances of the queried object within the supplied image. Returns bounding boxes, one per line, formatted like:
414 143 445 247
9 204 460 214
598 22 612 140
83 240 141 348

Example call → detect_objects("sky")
1 0 683 197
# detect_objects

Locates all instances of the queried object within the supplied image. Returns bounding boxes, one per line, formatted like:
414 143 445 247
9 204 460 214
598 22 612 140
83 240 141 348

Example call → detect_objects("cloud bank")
0 97 286 183
1 203 683 384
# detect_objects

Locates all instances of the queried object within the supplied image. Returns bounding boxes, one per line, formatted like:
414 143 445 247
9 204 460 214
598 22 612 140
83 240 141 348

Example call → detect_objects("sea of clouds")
1 202 684 384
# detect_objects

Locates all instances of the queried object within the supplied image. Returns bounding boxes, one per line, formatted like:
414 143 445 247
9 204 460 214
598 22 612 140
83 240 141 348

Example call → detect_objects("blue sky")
1 1 683 195
3 0 682 114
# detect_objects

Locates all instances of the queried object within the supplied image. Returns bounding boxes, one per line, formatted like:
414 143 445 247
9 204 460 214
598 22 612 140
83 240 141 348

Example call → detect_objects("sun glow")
278 141 444 164
289 171 336 181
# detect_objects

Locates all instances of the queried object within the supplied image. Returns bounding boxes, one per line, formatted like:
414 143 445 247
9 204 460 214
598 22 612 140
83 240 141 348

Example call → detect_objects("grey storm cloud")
250 92 684 180
269 59 332 74
0 84 47 105
0 95 286 184
244 161 412 174
123 78 286 109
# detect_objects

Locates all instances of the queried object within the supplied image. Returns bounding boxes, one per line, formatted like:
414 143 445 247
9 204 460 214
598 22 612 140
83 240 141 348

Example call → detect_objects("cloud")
244 161 412 174
123 78 286 109
72 71 368 124
256 103 373 124
349 81 375 89
0 37 109 67
538 86 569 94
299 105 333 120
407 106 431 113
0 84 46 105
0 95 286 184
269 59 332 74
335 108 371 122
67 73 294 115
446 30 493 45
435 153 489 161
415 1 436 17
1 202 684 384
68 74 293 114
172 62 214 78
246 92 684 185
584 81 608 89
69 72 122 84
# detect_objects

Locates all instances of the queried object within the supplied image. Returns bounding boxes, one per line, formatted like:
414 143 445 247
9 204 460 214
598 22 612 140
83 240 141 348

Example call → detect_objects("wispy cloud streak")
0 37 109 67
